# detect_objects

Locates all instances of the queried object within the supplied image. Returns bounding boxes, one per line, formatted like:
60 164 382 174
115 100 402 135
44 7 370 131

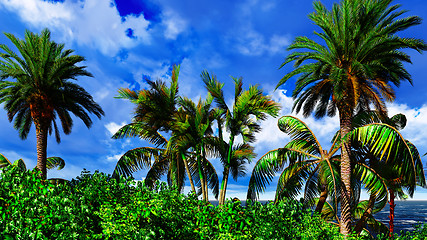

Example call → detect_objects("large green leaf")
112 147 162 179
112 123 168 147
353 162 388 211
312 197 339 223
12 159 26 172
0 153 12 169
275 160 318 202
349 123 417 187
46 157 65 170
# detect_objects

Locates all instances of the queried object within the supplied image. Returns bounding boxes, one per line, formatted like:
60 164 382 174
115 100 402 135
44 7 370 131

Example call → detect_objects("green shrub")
1 166 425 240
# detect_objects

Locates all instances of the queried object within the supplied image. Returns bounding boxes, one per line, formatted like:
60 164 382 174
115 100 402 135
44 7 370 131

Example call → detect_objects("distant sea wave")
374 200 427 233
209 200 427 233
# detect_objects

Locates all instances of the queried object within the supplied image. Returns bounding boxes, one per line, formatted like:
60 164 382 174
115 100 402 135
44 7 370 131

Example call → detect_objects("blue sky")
0 0 427 200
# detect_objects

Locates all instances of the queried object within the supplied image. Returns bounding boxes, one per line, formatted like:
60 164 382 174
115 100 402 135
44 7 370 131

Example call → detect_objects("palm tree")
247 115 424 236
276 0 426 234
0 29 104 179
202 71 280 205
247 116 388 223
112 65 196 193
349 111 426 236
247 116 341 213
168 94 220 201
345 122 425 236
112 65 219 198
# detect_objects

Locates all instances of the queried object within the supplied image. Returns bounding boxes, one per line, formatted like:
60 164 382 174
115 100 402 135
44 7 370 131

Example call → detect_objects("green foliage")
0 166 425 239
376 224 427 240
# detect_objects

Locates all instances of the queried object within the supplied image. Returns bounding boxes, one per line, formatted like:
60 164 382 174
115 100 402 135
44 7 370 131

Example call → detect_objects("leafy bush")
1 166 425 239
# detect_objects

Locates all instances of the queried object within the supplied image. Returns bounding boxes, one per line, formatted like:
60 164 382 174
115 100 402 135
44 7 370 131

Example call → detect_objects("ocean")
373 200 427 234
209 200 427 234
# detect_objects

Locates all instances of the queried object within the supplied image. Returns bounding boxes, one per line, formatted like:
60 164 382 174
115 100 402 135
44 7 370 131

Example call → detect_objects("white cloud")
162 9 187 40
387 102 427 147
268 35 291 54
105 121 127 136
0 0 73 25
106 153 122 163
47 162 86 180
0 0 151 56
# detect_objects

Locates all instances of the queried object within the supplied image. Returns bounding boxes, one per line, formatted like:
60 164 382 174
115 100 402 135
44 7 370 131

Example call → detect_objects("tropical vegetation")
247 114 426 236
0 0 427 239
276 0 427 235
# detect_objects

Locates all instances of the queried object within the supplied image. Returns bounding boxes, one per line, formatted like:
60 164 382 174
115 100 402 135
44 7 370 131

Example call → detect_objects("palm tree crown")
0 29 104 178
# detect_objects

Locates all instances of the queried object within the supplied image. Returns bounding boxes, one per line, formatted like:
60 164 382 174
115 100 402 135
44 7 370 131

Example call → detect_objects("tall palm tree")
112 65 219 198
168 94 220 201
247 115 422 236
112 65 196 193
202 71 280 205
276 0 426 234
0 29 104 179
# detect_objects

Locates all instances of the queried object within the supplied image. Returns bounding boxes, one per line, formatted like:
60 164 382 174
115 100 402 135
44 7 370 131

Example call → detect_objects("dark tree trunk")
339 110 353 236
35 123 48 179
389 189 396 238
315 184 328 213
354 194 376 234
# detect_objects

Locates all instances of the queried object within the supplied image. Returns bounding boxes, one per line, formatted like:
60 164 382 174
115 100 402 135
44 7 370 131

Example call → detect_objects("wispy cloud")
162 9 187 40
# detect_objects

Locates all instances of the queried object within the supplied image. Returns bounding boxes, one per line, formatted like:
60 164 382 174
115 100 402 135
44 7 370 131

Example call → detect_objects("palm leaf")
353 162 388 211
112 123 167 147
112 147 162 179
246 148 290 201
12 158 26 172
46 157 65 170
275 160 317 202
312 197 339 223
0 153 12 169
350 123 417 186
278 116 322 156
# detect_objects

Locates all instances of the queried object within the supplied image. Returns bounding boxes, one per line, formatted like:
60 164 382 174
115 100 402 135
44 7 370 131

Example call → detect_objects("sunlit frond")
46 157 65 170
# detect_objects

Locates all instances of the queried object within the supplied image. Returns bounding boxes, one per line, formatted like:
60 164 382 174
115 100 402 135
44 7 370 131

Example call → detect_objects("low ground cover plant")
0 166 425 239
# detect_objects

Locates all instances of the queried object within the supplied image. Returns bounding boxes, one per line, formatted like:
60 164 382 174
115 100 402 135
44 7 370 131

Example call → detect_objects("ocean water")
373 200 427 234
209 200 427 234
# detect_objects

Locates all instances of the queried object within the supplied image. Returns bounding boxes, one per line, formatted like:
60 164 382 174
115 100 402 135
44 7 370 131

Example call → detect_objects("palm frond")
112 147 162 179
46 157 65 170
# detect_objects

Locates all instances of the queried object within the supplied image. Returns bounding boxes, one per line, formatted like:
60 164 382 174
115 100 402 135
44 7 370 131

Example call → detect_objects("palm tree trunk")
315 184 328 213
219 136 234 205
354 194 376 234
219 167 230 205
196 148 206 201
35 123 48 179
181 153 196 194
339 110 353 236
202 147 209 202
389 189 396 238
